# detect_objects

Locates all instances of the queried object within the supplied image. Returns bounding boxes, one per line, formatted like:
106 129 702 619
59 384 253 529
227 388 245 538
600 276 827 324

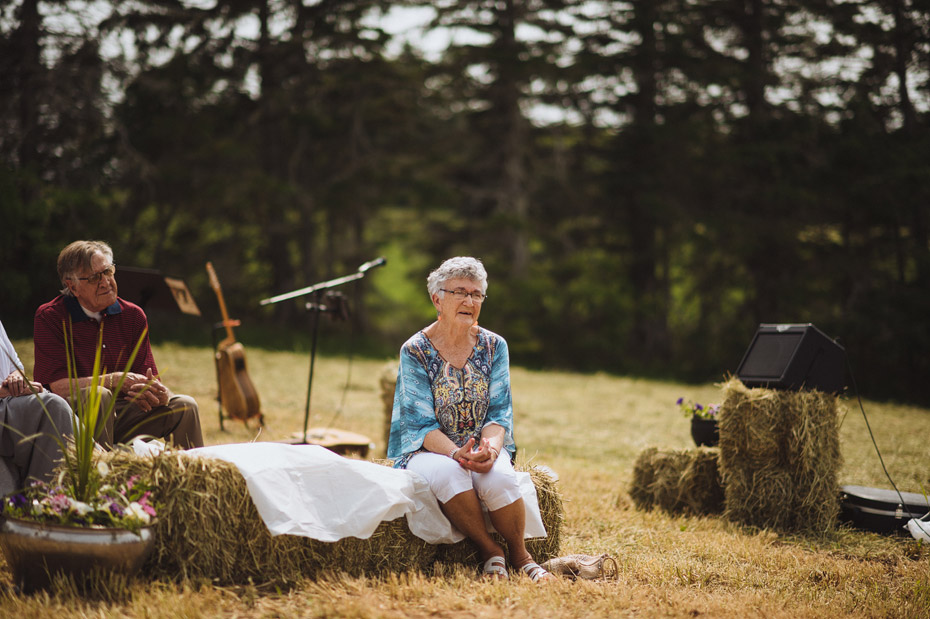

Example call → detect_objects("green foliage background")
2 0 929 404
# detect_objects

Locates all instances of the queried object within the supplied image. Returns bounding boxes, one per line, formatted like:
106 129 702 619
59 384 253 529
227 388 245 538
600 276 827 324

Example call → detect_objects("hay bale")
528 467 563 561
629 447 724 516
96 449 561 585
717 377 842 533
679 449 726 515
719 468 796 531
629 447 660 510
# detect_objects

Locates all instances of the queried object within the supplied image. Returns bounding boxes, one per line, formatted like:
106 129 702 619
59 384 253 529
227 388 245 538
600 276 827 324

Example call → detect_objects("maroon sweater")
33 295 158 388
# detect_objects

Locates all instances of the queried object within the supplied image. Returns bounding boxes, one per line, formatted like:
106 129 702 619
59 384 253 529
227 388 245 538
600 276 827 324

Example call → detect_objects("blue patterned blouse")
387 327 516 469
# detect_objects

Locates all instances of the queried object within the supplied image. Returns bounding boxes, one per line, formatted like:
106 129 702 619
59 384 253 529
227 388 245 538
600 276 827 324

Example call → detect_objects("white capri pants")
407 451 522 512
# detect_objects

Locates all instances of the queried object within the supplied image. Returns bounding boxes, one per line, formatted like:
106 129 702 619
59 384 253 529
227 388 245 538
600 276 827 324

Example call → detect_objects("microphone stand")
259 258 385 450
300 289 342 444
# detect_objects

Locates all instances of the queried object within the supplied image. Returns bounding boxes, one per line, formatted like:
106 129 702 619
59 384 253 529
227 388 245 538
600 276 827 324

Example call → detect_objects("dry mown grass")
3 340 929 617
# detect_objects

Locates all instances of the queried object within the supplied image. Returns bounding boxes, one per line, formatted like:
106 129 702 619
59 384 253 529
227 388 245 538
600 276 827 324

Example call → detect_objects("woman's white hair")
427 256 488 297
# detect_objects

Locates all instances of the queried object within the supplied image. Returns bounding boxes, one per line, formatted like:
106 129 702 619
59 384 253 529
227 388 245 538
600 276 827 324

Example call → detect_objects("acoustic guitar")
206 262 262 423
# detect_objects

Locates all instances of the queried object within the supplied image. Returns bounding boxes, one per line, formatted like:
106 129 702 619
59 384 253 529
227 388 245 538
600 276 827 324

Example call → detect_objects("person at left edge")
0 318 73 496
33 240 204 450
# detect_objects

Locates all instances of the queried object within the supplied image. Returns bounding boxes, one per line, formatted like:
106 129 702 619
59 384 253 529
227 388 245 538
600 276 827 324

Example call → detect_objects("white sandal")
482 555 508 580
521 561 553 583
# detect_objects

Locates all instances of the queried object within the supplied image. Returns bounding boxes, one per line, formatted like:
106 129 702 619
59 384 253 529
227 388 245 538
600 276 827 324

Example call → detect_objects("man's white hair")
57 240 114 296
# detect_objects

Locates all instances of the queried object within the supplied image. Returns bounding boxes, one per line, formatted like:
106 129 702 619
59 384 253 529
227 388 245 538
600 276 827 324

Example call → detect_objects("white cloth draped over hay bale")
187 443 547 544
93 443 562 585
717 377 842 533
629 446 724 516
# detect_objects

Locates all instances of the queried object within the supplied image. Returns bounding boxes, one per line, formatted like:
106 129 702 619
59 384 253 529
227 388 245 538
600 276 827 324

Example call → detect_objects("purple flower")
695 403 704 411
676 397 684 405
109 502 126 517
9 494 27 509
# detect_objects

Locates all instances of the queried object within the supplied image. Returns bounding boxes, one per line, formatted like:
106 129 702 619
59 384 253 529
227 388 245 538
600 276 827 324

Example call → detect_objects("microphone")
357 257 387 273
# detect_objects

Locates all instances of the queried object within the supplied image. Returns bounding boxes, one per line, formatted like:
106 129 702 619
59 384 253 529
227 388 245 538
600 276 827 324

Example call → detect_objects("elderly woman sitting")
387 257 552 582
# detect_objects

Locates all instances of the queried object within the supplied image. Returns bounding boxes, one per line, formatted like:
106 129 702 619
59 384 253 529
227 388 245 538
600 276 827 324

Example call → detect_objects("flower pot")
690 415 719 447
0 516 155 593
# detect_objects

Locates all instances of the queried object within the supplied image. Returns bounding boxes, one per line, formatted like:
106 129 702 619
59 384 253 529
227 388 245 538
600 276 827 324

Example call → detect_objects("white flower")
126 502 151 524
97 461 110 478
71 500 93 516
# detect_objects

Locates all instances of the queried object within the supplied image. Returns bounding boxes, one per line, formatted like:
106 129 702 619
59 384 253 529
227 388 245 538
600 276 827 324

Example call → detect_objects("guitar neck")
206 262 237 344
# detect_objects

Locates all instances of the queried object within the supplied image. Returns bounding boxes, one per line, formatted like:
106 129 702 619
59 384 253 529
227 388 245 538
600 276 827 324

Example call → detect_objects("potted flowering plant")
677 397 720 447
0 323 160 593
2 470 157 533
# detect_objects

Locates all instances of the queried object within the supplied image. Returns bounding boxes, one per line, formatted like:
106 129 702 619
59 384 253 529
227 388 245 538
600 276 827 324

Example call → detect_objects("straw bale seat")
96 449 562 586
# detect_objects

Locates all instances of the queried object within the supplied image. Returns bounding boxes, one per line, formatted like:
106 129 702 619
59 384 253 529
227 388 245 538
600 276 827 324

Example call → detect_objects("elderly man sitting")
33 240 203 450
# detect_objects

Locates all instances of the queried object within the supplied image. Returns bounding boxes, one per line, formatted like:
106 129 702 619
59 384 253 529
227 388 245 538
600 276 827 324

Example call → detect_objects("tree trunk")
890 0 918 132
15 0 41 179
625 0 669 363
493 0 529 278
256 0 297 321
743 0 767 119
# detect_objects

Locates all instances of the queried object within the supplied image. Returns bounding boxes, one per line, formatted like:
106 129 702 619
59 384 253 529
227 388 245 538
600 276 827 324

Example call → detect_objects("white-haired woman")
387 257 551 582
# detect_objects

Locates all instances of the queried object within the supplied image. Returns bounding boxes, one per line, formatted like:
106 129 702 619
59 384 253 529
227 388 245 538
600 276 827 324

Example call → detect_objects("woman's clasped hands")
453 437 499 474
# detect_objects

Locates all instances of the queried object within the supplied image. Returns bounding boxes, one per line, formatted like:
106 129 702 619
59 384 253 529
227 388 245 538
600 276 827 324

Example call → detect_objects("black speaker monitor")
736 323 846 393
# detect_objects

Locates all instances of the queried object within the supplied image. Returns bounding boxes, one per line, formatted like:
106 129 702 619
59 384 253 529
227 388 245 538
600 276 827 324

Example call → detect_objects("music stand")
260 258 385 456
118 266 201 316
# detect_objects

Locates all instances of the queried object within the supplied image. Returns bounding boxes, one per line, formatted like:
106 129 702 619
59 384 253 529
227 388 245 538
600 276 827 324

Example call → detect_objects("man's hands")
1 371 43 398
116 368 170 412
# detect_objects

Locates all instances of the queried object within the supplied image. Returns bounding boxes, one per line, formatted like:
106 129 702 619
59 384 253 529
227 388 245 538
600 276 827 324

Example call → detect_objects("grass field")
2 340 929 617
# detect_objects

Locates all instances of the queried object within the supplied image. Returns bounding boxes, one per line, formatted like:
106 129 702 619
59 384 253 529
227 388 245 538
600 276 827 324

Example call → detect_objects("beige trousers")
72 386 203 449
